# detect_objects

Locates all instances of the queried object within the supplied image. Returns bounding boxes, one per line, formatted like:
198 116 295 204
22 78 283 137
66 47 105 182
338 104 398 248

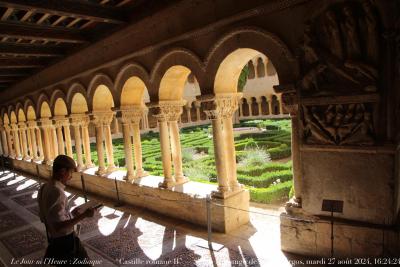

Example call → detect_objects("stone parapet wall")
280 212 399 257
10 159 249 233
300 148 395 224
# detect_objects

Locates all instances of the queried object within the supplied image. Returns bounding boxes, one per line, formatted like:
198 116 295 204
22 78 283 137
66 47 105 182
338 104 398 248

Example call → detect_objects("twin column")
120 106 148 182
156 100 188 188
70 114 93 171
92 112 115 175
205 93 243 198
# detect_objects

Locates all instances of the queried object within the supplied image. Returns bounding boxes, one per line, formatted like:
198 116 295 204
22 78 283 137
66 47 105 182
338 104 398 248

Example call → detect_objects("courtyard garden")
85 118 293 204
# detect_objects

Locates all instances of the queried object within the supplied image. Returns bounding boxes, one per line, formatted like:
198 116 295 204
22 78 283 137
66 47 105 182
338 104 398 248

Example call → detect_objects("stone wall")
301 150 395 224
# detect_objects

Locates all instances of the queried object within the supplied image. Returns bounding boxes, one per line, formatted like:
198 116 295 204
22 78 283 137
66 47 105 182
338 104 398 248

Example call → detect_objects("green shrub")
237 162 291 176
249 180 293 204
238 170 292 188
238 147 271 166
268 144 291 160
182 147 196 163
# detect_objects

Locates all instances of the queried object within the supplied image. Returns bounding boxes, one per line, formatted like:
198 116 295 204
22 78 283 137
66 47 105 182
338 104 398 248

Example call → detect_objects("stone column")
205 110 230 198
62 121 73 158
120 112 135 181
5 125 15 158
0 133 3 156
0 126 9 156
92 115 106 175
40 119 53 165
186 105 191 123
215 93 243 192
160 100 188 185
132 120 147 178
102 114 116 172
18 122 29 160
81 117 94 168
36 127 44 161
195 101 201 121
248 98 253 117
26 124 33 159
257 97 263 116
239 100 244 118
27 121 38 161
11 123 22 159
70 119 84 171
284 94 302 208
121 106 149 180
54 118 65 155
155 114 174 188
278 94 284 115
268 95 273 115
50 125 58 159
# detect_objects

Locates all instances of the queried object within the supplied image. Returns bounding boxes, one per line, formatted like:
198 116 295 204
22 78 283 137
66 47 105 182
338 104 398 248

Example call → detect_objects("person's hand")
83 208 95 218
71 207 82 217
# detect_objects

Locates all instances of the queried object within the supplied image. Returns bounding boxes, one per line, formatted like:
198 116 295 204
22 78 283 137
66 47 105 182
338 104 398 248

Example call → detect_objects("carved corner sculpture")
299 1 380 97
301 104 375 146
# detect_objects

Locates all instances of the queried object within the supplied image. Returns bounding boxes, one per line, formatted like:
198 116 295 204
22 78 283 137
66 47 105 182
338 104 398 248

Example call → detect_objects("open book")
72 201 103 214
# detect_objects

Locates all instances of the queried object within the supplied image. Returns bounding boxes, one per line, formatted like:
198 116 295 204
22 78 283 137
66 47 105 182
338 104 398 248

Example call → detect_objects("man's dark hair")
52 155 76 180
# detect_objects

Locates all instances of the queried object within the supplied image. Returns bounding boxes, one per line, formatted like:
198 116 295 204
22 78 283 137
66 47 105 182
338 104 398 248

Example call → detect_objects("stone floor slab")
0 227 46 258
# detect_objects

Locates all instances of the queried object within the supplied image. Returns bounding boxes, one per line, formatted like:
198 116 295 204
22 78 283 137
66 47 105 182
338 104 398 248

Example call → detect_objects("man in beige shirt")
38 155 94 266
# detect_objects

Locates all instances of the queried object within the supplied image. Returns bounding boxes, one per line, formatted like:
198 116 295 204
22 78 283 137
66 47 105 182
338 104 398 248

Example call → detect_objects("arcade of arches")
0 0 399 259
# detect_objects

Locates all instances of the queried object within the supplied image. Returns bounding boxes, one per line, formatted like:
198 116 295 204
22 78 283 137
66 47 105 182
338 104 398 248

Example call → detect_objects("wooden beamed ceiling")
0 0 148 91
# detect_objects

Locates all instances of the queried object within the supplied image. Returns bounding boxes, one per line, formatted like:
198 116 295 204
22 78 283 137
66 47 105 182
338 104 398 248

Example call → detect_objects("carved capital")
281 93 299 115
120 105 144 125
204 110 219 120
40 118 53 128
215 93 242 118
18 122 27 129
159 100 186 121
54 117 70 128
27 120 37 129
92 112 114 127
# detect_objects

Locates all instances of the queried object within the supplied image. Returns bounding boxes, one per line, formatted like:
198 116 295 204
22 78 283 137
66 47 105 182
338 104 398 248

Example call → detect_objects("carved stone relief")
301 103 375 145
299 1 381 96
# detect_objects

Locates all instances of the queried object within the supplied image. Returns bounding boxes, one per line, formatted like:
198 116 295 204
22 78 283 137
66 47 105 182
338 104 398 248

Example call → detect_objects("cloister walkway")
0 169 316 267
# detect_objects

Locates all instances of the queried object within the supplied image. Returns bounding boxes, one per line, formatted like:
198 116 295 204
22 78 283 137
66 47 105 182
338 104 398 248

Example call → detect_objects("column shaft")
63 125 73 158
56 126 65 155
222 117 240 190
104 124 115 171
158 119 174 187
122 122 135 180
1 130 8 156
36 128 44 160
196 106 201 121
51 127 59 158
20 127 29 160
291 114 302 203
268 96 273 115
94 124 106 175
132 122 147 177
30 128 38 160
81 125 93 168
169 121 186 183
27 127 33 159
73 125 84 170
42 127 52 165
210 115 230 195
13 127 21 159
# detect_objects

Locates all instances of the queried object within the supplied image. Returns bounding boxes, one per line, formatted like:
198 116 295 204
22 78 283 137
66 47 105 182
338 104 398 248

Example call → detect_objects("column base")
43 160 53 166
106 165 117 173
124 172 135 182
77 165 85 172
135 169 149 178
212 186 245 199
85 163 95 169
158 179 175 189
285 197 302 209
174 175 188 185
95 167 107 176
23 156 31 161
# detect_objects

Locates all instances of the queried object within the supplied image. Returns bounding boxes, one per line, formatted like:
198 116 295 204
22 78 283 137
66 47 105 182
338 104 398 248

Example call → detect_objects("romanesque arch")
87 74 117 110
